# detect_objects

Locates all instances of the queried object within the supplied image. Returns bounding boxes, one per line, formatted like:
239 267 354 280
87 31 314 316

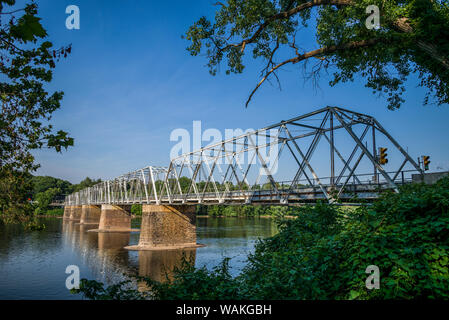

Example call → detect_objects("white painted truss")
65 106 423 206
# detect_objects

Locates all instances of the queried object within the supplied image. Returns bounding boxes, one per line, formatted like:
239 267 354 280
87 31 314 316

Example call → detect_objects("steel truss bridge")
65 107 423 206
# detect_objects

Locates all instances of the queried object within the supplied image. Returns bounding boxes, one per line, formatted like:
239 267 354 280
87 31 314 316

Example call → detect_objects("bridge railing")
64 168 418 206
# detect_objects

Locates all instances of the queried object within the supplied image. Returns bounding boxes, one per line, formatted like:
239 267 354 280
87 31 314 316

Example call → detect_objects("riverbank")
35 208 64 217
38 204 357 219
196 214 296 219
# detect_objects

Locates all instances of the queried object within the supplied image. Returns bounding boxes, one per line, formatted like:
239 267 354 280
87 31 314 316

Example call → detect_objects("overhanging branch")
226 0 352 52
246 38 379 107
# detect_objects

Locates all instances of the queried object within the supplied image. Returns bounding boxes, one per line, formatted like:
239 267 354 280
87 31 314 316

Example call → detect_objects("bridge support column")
63 206 72 220
79 205 101 225
89 204 137 233
126 205 203 251
69 205 82 221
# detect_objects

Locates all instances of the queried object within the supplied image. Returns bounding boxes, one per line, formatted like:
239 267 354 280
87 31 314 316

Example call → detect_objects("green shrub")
239 178 449 299
34 188 60 213
24 220 46 231
45 208 64 216
131 204 142 216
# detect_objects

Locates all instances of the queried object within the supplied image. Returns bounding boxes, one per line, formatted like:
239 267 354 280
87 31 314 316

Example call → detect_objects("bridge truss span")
66 106 423 206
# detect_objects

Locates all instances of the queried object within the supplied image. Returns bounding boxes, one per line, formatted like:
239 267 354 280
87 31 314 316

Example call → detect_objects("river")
0 216 278 299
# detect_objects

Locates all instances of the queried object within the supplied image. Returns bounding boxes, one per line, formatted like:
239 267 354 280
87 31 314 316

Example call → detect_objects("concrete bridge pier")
79 205 101 225
88 204 137 233
69 205 82 221
125 205 204 251
63 206 72 220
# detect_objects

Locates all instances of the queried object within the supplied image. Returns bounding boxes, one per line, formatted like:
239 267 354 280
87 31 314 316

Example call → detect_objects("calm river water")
0 217 278 299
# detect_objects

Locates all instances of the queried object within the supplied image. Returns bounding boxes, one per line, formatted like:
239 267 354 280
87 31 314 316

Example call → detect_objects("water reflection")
62 220 197 289
62 217 277 285
139 249 196 282
62 220 130 284
0 217 277 299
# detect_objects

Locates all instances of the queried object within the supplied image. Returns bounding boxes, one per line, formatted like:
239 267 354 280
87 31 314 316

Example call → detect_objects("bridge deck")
72 182 400 206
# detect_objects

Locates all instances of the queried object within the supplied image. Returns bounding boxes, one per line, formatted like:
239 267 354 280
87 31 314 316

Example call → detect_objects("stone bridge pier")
66 205 82 221
89 204 137 233
126 205 203 251
79 205 101 225
63 206 72 220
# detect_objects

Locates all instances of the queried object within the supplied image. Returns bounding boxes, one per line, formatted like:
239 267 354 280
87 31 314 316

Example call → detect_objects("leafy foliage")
234 177 449 299
43 207 63 216
71 177 102 192
0 1 73 218
185 0 449 109
30 175 73 197
33 187 60 215
145 258 241 300
0 167 33 221
74 176 449 300
23 218 45 231
71 279 145 300
0 1 73 172
29 176 101 215
200 204 298 218
131 204 142 216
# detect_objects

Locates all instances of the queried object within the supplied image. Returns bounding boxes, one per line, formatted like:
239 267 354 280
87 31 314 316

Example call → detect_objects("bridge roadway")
62 106 424 251
69 182 402 206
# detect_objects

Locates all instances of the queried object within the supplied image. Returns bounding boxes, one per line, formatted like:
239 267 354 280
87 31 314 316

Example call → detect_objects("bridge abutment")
126 205 203 251
69 205 82 221
79 205 101 225
89 204 137 233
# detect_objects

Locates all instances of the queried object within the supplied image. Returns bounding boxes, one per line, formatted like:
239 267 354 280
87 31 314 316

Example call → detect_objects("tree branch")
0 8 26 15
220 0 448 74
246 38 379 107
392 18 449 71
227 0 352 52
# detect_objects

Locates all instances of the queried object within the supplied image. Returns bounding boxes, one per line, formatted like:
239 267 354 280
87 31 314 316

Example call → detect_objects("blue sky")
27 0 449 183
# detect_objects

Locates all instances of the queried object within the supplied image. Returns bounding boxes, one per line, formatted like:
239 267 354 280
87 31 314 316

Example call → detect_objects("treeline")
130 204 301 217
197 205 299 217
31 176 102 197
174 176 296 193
1 174 102 219
30 176 101 215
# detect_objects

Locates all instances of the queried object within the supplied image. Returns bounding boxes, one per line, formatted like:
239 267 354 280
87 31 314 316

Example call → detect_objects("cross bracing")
65 106 423 206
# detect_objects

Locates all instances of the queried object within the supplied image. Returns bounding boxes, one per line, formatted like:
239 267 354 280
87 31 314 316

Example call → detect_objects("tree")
185 0 449 109
31 175 73 197
34 187 60 214
0 168 32 220
178 176 192 193
0 1 73 218
72 177 102 192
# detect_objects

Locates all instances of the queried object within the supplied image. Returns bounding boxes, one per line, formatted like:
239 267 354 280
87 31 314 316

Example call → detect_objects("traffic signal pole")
372 123 377 183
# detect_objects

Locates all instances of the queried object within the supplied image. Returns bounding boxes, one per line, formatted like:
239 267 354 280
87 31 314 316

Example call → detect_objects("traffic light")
378 147 388 165
423 156 430 171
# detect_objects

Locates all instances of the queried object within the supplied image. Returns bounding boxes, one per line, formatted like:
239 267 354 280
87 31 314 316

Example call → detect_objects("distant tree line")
32 176 101 215
6 175 102 217
129 203 301 218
